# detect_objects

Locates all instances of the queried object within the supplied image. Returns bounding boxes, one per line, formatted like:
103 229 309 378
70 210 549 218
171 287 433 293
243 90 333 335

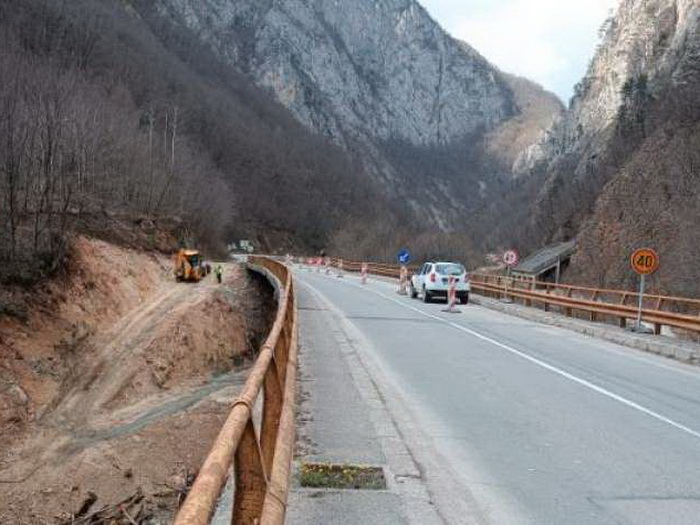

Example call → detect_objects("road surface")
294 268 700 524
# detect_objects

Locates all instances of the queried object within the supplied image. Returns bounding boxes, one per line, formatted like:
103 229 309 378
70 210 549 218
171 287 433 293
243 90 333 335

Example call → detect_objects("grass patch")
299 462 386 490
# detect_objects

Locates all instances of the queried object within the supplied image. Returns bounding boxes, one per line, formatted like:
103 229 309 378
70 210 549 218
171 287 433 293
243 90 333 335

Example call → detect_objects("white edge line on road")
297 277 502 524
298 270 700 442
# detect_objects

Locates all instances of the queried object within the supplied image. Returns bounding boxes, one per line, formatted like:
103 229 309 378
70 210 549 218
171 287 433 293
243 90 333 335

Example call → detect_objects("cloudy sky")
420 0 620 102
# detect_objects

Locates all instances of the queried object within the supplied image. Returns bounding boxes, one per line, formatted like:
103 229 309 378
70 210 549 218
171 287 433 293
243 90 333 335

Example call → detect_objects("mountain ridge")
492 0 700 294
136 0 562 234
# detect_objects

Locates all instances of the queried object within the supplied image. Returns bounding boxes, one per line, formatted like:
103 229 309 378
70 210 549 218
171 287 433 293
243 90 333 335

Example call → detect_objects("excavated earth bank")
0 237 274 523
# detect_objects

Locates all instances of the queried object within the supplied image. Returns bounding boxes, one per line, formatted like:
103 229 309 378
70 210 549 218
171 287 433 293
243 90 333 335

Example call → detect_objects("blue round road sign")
397 249 411 265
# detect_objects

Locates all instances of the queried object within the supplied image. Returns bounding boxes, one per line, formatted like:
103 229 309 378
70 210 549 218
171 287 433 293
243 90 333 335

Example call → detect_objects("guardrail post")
234 420 268 524
590 291 599 322
276 324 290 385
530 280 536 293
565 288 573 317
261 364 283 475
618 293 628 329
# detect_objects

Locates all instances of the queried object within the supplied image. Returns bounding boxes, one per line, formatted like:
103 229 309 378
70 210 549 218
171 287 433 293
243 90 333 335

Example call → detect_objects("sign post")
398 266 408 295
502 249 519 302
397 249 411 295
631 248 660 332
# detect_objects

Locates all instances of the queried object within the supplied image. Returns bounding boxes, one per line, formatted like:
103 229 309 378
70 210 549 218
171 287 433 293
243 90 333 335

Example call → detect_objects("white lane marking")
362 275 700 380
307 269 700 379
297 270 700 441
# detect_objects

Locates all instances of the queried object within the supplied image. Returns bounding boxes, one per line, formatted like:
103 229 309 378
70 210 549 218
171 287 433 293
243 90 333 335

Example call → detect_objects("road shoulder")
288 281 443 524
289 276 490 524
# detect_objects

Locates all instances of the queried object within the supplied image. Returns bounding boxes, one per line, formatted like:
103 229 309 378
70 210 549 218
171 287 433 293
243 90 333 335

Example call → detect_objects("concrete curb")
470 294 700 365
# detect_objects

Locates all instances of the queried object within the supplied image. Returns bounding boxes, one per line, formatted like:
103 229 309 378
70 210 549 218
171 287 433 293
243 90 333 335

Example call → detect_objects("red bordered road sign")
631 248 659 275
503 250 519 267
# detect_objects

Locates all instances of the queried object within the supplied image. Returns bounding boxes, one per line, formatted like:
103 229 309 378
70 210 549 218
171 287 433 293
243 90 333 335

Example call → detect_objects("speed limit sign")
631 248 659 275
503 250 519 267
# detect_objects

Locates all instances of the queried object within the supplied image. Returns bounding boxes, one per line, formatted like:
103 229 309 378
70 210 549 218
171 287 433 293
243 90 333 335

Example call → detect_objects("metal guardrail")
469 273 700 335
174 256 297 525
304 257 700 335
299 257 419 278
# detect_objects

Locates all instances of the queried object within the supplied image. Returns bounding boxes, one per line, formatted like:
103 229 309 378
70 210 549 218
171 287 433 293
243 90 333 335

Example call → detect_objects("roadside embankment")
0 236 275 523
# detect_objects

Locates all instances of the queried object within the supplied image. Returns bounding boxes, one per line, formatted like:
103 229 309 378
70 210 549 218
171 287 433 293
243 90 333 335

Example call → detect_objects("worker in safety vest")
215 264 223 284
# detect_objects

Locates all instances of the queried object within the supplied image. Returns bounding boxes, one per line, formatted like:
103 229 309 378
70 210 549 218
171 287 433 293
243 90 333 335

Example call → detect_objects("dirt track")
53 269 235 427
0 243 274 524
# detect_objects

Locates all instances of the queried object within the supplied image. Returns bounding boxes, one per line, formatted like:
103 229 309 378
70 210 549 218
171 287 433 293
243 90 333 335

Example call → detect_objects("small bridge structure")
512 240 576 283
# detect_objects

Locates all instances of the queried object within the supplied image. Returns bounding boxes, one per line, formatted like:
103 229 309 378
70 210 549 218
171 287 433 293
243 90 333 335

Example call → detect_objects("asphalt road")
295 268 700 524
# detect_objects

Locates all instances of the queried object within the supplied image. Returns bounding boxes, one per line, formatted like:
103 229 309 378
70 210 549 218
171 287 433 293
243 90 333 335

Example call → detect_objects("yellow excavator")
174 249 206 282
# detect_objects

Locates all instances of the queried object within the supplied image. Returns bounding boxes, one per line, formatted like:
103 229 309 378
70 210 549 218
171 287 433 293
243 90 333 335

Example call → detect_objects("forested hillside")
8 0 694 296
0 0 393 284
135 0 562 233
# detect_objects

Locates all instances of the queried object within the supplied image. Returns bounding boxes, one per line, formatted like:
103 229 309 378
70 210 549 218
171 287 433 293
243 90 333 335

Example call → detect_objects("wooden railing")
174 256 297 525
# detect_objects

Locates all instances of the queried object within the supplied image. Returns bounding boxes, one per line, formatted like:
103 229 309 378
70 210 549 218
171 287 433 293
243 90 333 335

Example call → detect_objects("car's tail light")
430 273 436 283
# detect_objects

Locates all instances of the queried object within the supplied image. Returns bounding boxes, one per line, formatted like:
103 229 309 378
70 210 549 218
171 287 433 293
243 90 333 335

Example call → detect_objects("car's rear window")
435 263 465 275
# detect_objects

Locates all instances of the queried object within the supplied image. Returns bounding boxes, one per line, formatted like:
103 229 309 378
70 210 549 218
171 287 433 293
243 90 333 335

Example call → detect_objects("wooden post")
261 365 283 475
234 421 269 524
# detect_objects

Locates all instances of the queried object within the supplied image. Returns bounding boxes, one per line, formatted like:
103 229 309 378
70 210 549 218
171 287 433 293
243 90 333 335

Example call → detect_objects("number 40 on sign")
631 248 659 275
630 248 659 332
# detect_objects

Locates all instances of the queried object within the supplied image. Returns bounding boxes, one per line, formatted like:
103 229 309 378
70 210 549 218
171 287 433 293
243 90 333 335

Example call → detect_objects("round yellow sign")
631 248 659 275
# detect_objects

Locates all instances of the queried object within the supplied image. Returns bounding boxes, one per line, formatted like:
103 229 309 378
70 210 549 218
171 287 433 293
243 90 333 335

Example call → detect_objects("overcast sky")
420 0 620 102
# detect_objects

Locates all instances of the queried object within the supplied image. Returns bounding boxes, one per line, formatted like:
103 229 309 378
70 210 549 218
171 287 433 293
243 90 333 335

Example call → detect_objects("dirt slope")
0 238 274 523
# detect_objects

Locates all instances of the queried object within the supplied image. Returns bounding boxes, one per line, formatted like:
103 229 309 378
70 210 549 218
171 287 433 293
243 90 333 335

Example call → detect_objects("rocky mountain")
535 0 697 165
133 0 562 231
497 0 700 295
146 0 512 145
0 0 565 270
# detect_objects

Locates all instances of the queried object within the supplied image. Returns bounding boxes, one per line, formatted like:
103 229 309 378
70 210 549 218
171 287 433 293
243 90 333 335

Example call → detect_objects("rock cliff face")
137 0 561 230
149 0 514 146
537 0 699 165
504 0 700 294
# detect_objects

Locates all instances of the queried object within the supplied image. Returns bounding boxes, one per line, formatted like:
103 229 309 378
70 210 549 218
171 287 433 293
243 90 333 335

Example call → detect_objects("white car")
409 262 470 304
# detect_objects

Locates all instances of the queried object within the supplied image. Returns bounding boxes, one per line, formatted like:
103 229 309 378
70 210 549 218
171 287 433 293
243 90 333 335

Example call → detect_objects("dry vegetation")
0 0 394 285
570 85 700 296
483 47 700 295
